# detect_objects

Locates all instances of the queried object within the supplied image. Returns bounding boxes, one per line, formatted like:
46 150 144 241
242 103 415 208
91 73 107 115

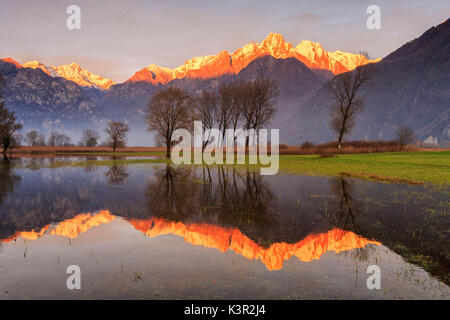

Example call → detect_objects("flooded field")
0 157 449 299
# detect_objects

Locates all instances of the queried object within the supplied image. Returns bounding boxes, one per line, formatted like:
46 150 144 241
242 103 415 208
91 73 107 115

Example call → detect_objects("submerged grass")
47 158 169 168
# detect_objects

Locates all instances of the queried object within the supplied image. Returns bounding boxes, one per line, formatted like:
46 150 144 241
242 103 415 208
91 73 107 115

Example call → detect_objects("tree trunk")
337 121 346 150
2 141 9 155
166 142 171 158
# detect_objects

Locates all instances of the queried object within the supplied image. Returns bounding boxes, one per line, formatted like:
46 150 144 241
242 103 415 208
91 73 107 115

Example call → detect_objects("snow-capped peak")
127 33 380 84
21 61 116 89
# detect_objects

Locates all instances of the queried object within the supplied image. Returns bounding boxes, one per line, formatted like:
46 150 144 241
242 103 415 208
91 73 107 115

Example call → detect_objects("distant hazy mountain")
0 59 106 141
289 19 450 145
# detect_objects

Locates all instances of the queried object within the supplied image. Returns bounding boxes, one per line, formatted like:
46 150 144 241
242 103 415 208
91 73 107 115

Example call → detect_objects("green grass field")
278 151 450 185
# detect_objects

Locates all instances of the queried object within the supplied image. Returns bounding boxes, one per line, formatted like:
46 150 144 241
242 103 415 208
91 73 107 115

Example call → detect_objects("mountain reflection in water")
1 210 380 271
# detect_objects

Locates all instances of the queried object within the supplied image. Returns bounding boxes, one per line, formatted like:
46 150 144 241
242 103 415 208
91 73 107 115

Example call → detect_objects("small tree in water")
105 120 129 152
79 129 100 147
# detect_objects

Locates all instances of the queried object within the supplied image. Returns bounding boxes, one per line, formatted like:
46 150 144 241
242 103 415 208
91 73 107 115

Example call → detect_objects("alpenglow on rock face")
127 33 379 85
21 60 116 89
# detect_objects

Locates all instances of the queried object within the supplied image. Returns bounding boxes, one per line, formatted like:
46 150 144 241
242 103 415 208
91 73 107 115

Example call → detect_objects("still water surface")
0 157 448 299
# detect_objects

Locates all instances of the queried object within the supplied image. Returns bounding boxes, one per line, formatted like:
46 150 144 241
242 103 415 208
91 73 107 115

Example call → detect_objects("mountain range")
0 20 448 146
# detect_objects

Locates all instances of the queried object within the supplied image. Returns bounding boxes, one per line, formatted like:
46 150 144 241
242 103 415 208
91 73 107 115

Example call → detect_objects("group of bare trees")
147 77 278 158
211 78 278 147
79 129 100 147
23 130 71 147
19 121 128 151
24 130 46 146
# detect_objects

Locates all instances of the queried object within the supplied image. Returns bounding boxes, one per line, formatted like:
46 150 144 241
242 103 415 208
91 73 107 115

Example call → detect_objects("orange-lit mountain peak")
1 210 116 242
21 60 116 89
173 50 234 79
128 217 381 271
295 40 326 58
22 60 55 76
261 33 293 58
1 57 22 68
49 210 115 238
128 33 381 84
53 63 116 89
2 225 50 243
262 32 285 47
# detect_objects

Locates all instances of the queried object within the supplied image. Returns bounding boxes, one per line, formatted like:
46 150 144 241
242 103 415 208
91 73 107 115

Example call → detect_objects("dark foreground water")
0 157 448 299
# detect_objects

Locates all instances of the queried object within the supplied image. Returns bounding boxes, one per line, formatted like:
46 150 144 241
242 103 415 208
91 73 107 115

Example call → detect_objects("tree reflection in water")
146 164 275 239
0 157 21 206
83 156 99 173
105 163 129 184
327 176 358 234
0 157 22 239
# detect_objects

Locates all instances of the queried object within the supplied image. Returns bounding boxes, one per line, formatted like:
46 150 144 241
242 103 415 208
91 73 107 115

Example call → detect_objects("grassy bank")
278 151 450 185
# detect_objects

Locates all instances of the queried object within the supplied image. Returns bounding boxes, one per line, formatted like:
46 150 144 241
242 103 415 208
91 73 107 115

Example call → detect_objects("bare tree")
241 77 278 147
26 131 46 146
105 121 129 152
48 131 71 146
60 135 71 146
147 87 194 158
79 129 100 147
37 134 46 146
25 130 39 146
217 83 237 144
229 82 245 137
0 73 22 155
396 125 415 149
47 131 58 146
196 90 218 151
328 53 374 149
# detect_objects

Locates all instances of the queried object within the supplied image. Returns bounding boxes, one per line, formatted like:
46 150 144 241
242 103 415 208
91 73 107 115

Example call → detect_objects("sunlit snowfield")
0 157 448 299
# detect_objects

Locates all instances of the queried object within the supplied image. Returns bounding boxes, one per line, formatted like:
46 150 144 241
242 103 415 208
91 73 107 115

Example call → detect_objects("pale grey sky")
0 0 448 82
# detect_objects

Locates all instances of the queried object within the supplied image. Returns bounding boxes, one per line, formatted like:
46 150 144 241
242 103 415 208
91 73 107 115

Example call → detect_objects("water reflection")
327 177 358 233
83 156 99 173
146 165 275 238
0 158 448 286
0 158 21 205
147 165 199 221
1 209 379 271
105 164 129 184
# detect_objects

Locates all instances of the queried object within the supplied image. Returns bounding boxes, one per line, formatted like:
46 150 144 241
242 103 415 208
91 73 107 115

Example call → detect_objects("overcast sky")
0 0 448 82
